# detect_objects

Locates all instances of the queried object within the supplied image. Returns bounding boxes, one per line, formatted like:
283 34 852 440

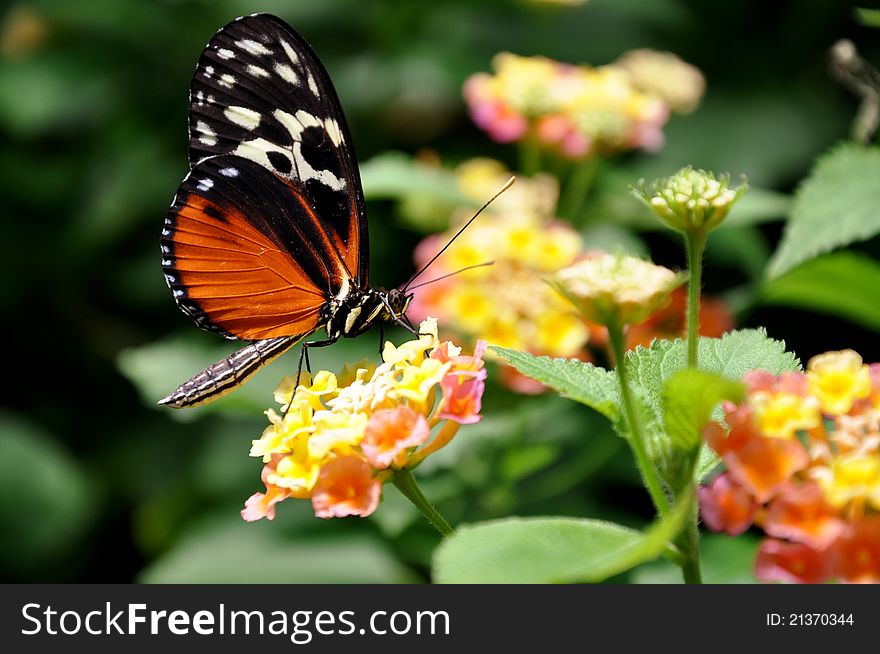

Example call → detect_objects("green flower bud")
633 167 747 233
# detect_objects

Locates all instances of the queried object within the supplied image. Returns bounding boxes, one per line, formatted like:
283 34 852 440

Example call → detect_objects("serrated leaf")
760 251 880 333
662 370 744 460
625 330 799 479
767 144 880 278
490 347 620 421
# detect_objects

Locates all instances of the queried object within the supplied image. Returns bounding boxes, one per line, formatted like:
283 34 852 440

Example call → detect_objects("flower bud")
634 166 747 233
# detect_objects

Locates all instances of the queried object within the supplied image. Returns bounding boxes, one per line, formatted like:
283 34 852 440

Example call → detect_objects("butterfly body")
159 14 413 409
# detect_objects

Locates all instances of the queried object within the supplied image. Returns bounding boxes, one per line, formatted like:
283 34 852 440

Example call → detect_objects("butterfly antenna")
402 176 515 292
406 261 495 291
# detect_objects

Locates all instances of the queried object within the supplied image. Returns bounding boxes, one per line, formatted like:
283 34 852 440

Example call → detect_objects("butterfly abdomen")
158 335 301 408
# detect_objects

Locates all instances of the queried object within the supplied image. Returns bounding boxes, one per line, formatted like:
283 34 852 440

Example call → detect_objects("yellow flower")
749 391 821 440
807 349 872 415
553 253 685 326
382 317 438 367
534 310 589 357
389 358 451 408
268 448 320 498
815 453 880 509
308 411 369 459
242 319 489 521
250 404 314 462
612 49 706 114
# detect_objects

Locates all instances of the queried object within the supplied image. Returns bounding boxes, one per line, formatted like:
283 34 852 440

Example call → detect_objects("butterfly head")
384 288 413 318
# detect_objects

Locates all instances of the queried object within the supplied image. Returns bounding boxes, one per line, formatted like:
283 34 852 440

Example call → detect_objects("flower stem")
519 136 542 176
607 320 670 517
559 156 599 223
677 503 703 584
684 229 706 369
392 468 454 537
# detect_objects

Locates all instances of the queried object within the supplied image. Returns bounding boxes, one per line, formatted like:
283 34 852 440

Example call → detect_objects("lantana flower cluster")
241 318 487 521
463 50 703 159
700 349 880 583
408 159 588 392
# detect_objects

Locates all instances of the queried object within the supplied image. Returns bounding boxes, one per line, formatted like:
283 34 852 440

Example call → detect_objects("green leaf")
490 347 620 422
139 519 418 583
854 7 880 28
767 144 880 278
760 251 880 333
433 499 689 583
662 370 745 454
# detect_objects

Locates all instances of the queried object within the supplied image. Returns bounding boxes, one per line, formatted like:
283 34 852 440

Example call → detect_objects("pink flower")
361 406 430 469
434 340 488 425
241 464 292 522
699 472 758 536
311 456 382 519
755 539 832 584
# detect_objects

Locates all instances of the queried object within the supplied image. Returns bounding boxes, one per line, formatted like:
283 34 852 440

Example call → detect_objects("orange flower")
698 472 758 536
704 404 809 503
625 286 733 349
831 516 880 583
361 406 430 470
702 353 880 583
311 456 382 519
755 539 831 584
762 482 846 550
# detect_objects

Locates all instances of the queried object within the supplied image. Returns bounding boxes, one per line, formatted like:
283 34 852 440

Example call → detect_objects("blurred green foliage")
2 0 877 582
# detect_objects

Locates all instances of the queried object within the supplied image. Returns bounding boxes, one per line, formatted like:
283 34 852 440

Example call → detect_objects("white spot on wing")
196 178 214 192
204 65 214 78
219 167 239 178
274 63 299 86
280 40 300 65
237 39 272 56
217 48 235 60
324 118 344 147
195 90 204 106
247 64 270 78
195 121 217 146
224 105 261 130
307 73 319 97
218 74 236 88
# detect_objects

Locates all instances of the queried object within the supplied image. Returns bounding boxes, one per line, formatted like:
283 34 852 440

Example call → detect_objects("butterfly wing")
162 154 349 341
187 13 368 285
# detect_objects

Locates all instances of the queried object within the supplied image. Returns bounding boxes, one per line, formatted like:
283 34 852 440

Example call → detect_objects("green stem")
677 503 703 584
392 468 454 536
684 229 706 369
559 156 599 223
518 137 542 177
607 321 670 517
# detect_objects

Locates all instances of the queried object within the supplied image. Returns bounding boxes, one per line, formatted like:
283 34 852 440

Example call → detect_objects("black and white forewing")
187 13 368 284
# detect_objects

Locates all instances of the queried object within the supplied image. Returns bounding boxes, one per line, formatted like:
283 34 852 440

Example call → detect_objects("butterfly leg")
282 336 339 419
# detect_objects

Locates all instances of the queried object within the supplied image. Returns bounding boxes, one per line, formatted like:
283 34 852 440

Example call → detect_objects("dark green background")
2 0 876 582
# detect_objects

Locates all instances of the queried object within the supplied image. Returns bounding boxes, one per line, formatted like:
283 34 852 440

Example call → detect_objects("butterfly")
158 14 417 409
